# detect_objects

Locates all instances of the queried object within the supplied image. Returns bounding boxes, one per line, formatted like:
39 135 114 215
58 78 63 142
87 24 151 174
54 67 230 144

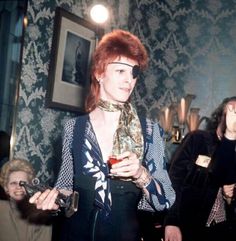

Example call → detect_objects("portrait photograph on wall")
46 7 103 112
62 32 90 87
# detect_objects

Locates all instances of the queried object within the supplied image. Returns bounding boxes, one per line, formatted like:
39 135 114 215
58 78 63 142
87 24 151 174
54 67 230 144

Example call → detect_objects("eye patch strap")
109 62 140 79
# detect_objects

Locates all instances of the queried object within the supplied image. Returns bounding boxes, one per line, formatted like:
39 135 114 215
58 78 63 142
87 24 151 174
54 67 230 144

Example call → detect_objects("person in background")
0 130 10 168
0 130 10 199
0 159 52 241
29 29 175 241
164 96 236 241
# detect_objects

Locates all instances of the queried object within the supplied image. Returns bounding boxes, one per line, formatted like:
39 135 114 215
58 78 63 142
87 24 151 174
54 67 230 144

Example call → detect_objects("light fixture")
159 94 207 143
90 4 109 24
23 15 28 28
159 105 175 142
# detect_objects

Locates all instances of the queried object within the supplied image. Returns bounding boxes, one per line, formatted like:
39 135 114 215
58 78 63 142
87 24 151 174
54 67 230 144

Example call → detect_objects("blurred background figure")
0 130 10 168
0 159 52 241
0 130 10 199
164 96 236 241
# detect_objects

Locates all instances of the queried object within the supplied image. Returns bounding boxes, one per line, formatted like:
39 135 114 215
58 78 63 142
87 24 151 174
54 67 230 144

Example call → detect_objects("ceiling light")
90 4 109 24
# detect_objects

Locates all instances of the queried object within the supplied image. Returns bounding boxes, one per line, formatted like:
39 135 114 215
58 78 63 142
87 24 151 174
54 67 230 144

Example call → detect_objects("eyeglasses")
108 62 140 79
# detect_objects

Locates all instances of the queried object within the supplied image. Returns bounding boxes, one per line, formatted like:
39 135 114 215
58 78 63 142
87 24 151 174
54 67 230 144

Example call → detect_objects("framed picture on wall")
46 7 103 112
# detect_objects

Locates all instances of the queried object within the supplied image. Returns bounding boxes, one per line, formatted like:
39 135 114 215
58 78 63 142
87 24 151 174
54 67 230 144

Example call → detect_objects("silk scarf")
98 99 144 160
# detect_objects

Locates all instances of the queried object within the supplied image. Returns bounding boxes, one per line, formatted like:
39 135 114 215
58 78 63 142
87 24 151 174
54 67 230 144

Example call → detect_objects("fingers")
29 191 42 204
113 151 139 166
113 152 130 164
223 184 235 198
164 226 182 241
42 188 59 210
110 151 141 178
29 188 59 210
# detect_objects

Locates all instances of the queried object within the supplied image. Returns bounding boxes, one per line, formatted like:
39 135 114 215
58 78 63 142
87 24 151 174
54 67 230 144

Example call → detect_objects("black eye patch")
109 62 141 79
132 65 140 79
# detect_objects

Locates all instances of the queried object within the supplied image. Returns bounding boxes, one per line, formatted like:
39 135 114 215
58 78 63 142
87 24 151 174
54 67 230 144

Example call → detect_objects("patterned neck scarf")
98 99 144 160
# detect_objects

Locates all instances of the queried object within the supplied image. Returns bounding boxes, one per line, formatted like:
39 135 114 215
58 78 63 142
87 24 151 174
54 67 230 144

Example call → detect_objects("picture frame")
46 7 103 112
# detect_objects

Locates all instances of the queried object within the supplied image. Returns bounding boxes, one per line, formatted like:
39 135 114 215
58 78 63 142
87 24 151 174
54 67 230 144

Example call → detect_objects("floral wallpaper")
12 0 130 184
129 0 236 120
13 0 236 183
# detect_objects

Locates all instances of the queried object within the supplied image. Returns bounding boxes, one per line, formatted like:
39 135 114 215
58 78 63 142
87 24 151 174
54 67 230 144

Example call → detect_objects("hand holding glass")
108 155 123 177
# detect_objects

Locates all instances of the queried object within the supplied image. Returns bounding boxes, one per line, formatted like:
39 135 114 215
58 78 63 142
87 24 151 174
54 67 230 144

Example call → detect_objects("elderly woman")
0 159 52 241
164 96 236 241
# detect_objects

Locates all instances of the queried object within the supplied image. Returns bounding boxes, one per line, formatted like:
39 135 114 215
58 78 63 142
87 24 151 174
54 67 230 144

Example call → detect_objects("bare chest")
92 123 118 163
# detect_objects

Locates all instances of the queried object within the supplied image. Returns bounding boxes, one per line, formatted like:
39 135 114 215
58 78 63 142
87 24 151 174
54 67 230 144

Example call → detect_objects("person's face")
98 57 138 104
225 101 236 132
4 171 29 201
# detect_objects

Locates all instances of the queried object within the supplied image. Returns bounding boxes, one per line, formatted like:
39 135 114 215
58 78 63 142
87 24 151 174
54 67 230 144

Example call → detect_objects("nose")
125 71 133 84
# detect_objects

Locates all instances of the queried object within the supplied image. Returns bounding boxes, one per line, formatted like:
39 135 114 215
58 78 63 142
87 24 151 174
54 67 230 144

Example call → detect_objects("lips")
120 87 131 93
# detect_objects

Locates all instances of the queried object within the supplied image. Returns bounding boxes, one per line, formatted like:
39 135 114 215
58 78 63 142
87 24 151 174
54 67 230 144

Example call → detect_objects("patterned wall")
129 0 236 120
12 0 130 184
13 0 236 183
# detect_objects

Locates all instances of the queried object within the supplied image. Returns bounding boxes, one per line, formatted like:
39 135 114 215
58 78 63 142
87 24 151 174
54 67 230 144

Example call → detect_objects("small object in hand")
108 155 122 168
19 179 79 217
107 155 123 177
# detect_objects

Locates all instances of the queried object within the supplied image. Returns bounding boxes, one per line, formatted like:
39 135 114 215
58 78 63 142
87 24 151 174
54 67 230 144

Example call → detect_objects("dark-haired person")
29 29 175 241
164 96 236 241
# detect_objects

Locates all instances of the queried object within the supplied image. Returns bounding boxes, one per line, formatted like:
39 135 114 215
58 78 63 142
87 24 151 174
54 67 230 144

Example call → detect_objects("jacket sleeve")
54 118 75 191
163 132 196 226
142 121 176 211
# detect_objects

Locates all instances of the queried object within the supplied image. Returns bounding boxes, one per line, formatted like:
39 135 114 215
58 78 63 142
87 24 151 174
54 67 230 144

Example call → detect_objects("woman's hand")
109 151 142 179
165 225 182 241
223 184 235 198
29 188 60 210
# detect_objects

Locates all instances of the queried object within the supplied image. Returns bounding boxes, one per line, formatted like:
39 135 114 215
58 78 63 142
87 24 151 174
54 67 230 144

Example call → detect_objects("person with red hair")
29 29 175 241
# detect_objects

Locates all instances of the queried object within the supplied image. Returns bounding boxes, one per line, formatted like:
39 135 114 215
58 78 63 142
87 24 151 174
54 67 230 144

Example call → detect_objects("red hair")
85 29 148 112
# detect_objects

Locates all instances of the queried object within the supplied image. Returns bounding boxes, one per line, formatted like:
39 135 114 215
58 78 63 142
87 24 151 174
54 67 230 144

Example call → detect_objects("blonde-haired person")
0 159 52 241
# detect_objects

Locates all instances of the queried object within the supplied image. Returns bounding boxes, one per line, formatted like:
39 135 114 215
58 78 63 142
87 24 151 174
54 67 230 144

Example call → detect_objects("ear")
95 72 104 83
